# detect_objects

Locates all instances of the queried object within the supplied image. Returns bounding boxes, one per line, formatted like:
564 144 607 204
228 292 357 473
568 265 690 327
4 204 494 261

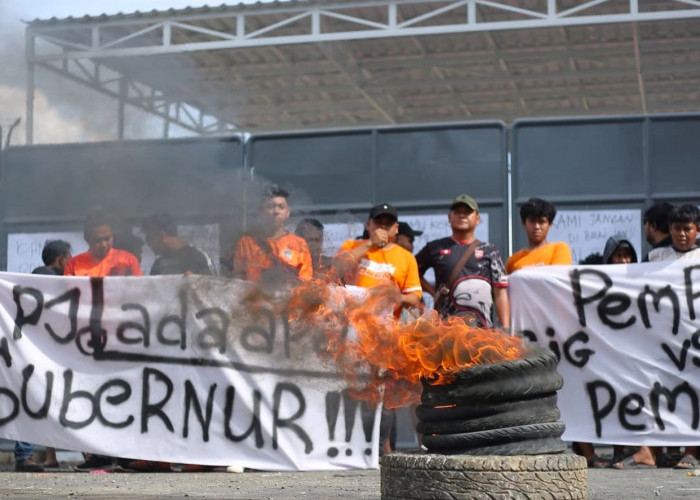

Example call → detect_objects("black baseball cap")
398 222 423 239
368 203 398 221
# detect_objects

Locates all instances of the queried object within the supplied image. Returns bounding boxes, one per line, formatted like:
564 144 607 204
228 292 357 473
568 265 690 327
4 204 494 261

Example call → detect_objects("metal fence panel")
511 114 700 262
1 137 244 222
249 123 508 253
247 130 374 210
648 115 700 201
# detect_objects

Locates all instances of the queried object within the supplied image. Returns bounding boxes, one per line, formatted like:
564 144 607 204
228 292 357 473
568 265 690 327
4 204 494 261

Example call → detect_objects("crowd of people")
10 185 700 473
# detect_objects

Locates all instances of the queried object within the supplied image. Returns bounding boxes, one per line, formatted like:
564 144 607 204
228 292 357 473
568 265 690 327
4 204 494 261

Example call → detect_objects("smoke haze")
0 0 264 145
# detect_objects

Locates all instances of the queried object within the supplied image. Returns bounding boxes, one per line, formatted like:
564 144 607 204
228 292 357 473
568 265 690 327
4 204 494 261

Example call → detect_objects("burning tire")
422 421 566 453
417 344 568 456
417 404 560 435
421 345 563 406
416 393 559 423
381 452 587 500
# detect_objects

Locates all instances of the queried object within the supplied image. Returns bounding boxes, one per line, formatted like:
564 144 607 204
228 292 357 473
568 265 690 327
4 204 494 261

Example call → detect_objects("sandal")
674 455 699 470
587 455 611 468
612 455 656 469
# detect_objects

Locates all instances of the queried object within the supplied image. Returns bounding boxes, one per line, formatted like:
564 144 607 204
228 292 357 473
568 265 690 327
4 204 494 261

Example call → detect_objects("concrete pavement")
2 463 700 499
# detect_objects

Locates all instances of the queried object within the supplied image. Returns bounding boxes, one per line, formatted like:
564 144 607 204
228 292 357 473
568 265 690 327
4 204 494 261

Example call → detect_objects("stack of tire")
417 344 567 455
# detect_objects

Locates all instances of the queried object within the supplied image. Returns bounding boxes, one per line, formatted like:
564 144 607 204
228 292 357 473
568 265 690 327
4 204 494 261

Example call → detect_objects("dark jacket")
603 236 638 264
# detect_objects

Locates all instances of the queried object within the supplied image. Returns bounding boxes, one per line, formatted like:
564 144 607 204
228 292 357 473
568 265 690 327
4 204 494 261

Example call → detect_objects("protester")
21 240 74 470
503 200 615 465
142 214 215 275
233 185 312 283
416 194 509 330
64 210 142 277
295 218 331 276
614 204 699 470
603 235 638 264
333 203 422 454
334 203 422 311
648 204 700 261
571 235 638 468
396 221 423 254
642 202 674 261
32 240 72 275
64 210 142 471
646 203 700 470
506 197 572 273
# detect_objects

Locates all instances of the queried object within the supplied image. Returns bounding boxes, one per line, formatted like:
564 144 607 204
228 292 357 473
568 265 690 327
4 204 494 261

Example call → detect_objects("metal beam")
27 1 700 62
35 58 237 134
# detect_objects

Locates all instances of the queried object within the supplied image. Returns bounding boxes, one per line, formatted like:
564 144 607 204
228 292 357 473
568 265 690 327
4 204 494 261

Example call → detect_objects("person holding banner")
18 240 74 470
615 204 700 470
416 194 509 330
233 185 312 283
63 210 142 471
648 204 700 261
142 214 215 276
64 210 142 278
505 199 617 468
506 197 572 274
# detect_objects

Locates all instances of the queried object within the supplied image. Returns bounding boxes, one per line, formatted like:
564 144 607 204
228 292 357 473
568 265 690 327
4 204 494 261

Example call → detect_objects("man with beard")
416 194 510 330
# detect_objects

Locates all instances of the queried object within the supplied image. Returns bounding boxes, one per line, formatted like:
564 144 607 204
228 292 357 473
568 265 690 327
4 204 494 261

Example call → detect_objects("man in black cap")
396 222 423 254
334 203 422 455
334 203 422 310
416 194 510 330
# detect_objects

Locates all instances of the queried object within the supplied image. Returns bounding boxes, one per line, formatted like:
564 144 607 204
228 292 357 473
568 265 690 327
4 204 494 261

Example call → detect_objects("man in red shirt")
65 210 142 277
233 185 312 282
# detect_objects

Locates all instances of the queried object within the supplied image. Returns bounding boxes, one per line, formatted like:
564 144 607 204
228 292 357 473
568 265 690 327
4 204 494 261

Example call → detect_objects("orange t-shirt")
64 248 143 277
336 240 422 299
233 232 312 282
506 241 572 274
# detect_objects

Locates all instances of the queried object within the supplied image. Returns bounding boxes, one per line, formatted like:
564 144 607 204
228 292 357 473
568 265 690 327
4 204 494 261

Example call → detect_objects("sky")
0 0 267 145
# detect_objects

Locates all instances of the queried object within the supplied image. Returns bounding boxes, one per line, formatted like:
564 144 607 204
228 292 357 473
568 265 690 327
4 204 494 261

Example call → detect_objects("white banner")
510 261 700 446
0 273 380 471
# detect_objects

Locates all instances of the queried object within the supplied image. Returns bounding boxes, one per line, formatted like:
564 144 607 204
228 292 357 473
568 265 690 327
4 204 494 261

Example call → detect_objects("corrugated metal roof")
27 1 332 26
25 0 700 133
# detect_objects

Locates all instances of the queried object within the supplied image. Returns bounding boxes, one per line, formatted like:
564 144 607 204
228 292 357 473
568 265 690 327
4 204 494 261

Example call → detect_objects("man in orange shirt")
63 210 141 472
506 197 572 274
233 185 312 282
334 203 422 455
334 203 422 310
64 210 142 277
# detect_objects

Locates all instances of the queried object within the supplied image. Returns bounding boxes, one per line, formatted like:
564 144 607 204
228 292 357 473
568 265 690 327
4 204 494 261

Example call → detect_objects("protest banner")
0 273 380 471
510 261 700 446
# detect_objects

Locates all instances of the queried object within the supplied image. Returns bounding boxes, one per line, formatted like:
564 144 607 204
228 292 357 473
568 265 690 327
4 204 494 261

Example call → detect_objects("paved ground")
1 463 700 499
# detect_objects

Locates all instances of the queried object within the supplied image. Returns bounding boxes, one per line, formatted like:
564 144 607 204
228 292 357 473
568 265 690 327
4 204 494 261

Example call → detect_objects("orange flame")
285 279 526 409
